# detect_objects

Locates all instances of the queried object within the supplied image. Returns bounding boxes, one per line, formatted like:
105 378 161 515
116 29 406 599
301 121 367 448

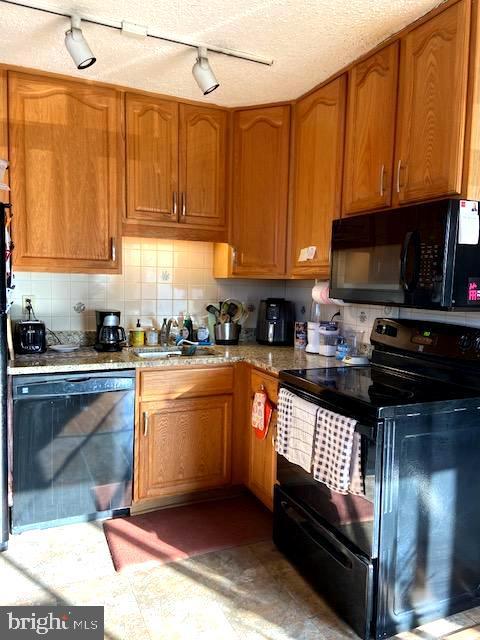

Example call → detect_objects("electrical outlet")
22 295 36 314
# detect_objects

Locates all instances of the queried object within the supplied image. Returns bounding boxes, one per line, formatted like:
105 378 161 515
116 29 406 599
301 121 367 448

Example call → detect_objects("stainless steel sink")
132 346 219 359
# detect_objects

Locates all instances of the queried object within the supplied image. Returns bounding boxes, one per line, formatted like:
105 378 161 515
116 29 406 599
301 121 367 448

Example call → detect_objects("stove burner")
368 384 416 403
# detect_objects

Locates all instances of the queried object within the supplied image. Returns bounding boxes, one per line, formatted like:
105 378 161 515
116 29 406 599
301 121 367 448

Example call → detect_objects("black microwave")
329 199 480 310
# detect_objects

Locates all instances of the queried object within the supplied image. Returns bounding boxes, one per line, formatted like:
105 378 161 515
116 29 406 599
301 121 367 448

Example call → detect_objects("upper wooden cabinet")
395 0 470 204
179 104 227 228
126 94 178 223
228 106 290 277
289 76 346 278
343 43 399 215
125 94 227 240
9 72 123 272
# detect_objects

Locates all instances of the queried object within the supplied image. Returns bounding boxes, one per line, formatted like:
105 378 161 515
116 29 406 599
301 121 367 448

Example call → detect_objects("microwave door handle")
400 231 421 292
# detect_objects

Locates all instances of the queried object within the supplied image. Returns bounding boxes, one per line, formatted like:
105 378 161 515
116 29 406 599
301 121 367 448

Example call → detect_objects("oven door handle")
280 500 353 570
400 230 421 292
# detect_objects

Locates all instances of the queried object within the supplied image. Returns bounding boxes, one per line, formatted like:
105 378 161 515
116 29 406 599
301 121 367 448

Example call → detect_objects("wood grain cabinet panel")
126 93 179 222
179 104 227 228
136 395 232 501
247 368 278 510
230 106 290 277
9 72 122 272
343 43 399 215
289 76 346 278
395 0 470 204
0 70 9 204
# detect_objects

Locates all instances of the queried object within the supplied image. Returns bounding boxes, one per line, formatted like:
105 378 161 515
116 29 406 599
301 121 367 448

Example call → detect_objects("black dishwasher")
12 370 135 532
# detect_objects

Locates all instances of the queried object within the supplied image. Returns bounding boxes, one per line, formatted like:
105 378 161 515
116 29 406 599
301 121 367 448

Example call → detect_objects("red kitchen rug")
103 494 272 573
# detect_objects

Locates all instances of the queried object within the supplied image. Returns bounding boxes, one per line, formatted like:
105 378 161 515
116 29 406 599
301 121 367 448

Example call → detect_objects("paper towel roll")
312 281 349 306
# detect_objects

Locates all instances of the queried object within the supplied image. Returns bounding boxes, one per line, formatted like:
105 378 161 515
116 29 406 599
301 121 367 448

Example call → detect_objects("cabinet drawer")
251 368 278 404
139 366 234 401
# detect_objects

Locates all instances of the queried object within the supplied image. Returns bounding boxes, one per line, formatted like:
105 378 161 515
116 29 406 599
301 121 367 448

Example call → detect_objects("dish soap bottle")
183 314 193 341
131 319 145 347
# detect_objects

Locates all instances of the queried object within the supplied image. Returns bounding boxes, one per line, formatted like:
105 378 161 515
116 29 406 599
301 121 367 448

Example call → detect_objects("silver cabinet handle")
396 160 402 193
143 411 149 437
379 164 385 197
231 246 237 267
111 237 116 262
173 192 178 217
181 192 186 218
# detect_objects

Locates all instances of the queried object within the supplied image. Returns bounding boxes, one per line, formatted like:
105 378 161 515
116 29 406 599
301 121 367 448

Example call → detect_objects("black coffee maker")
94 310 126 352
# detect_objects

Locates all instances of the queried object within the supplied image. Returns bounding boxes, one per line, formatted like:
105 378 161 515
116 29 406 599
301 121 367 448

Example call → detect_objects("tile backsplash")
11 240 480 340
11 238 286 332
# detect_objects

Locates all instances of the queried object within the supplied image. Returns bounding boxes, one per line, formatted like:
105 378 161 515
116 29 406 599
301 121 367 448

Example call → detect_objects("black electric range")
274 317 480 640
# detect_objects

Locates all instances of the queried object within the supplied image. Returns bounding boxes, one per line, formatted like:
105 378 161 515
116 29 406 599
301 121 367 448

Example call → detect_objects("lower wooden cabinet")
134 366 233 502
247 368 278 510
135 395 232 501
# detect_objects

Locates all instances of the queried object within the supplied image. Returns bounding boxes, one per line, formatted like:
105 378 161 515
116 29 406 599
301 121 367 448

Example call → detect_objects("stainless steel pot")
214 322 241 345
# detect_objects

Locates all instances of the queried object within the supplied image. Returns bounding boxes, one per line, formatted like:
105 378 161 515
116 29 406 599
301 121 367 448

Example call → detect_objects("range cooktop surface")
280 365 480 409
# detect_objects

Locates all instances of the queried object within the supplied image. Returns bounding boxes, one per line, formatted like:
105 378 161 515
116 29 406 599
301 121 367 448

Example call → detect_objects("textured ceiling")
0 0 444 107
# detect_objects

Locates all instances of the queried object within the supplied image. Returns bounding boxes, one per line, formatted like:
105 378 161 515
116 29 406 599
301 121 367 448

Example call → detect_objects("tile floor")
0 521 480 640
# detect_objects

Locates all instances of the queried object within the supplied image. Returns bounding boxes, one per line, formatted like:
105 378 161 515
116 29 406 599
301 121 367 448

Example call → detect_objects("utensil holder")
214 322 241 345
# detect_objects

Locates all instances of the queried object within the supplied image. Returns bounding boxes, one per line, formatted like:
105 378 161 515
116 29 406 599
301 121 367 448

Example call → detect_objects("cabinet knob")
110 237 116 262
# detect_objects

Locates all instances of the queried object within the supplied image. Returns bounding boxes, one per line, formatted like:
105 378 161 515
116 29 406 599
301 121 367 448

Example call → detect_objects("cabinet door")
343 43 399 215
231 106 290 277
248 369 278 510
290 76 346 278
0 70 8 203
395 0 470 204
136 395 232 501
9 72 122 272
179 104 227 228
126 93 178 222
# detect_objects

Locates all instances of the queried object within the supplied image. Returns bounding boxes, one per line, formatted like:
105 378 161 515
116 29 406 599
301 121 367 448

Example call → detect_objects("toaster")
256 298 294 346
13 320 47 355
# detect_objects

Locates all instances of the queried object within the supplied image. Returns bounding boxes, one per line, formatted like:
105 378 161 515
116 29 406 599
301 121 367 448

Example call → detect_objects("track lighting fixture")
192 47 219 95
64 15 96 70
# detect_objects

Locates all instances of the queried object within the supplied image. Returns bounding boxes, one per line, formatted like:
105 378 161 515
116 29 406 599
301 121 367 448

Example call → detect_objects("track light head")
65 15 96 69
192 47 219 95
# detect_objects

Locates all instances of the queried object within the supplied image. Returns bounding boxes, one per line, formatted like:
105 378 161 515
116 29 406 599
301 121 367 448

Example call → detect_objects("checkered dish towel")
312 408 364 496
276 388 318 473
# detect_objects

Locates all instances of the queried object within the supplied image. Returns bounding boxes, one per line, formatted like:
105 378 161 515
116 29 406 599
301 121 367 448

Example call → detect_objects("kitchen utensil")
221 299 243 322
206 304 220 321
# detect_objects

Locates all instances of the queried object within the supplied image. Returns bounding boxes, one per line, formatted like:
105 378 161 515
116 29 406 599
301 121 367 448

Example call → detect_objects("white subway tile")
141 266 157 283
156 300 173 316
141 300 156 315
124 266 141 283
157 283 173 299
50 316 70 330
157 251 173 268
172 301 187 315
124 249 141 267
157 268 172 283
173 286 188 300
125 301 141 317
141 283 156 300
173 268 189 284
141 250 157 267
51 298 72 315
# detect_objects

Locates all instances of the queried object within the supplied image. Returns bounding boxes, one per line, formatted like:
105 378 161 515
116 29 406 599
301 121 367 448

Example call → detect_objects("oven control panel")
372 318 480 360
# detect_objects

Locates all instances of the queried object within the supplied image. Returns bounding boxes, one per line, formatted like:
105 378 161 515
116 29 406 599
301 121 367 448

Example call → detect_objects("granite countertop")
8 344 348 376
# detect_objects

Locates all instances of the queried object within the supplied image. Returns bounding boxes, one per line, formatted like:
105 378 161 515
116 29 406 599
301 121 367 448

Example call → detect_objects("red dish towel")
252 388 273 440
